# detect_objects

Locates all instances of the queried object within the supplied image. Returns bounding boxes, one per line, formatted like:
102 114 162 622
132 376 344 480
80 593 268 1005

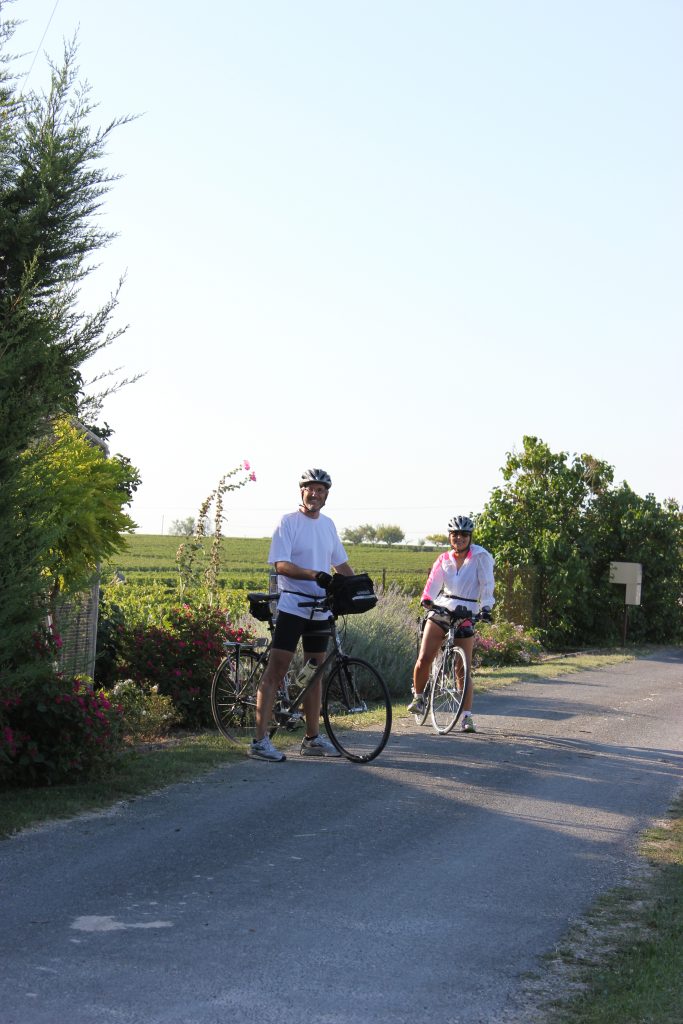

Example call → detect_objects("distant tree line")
342 523 406 546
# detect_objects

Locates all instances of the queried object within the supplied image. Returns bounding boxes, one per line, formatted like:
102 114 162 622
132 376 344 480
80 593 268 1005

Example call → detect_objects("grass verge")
0 733 247 839
475 647 640 690
527 794 683 1024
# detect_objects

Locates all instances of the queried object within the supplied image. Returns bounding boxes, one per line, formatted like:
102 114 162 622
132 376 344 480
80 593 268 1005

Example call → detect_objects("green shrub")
473 620 544 667
104 680 180 742
343 586 421 698
116 604 251 729
0 676 123 787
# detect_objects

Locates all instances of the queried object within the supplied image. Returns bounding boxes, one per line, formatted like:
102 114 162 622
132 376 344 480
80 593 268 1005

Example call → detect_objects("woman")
408 515 495 733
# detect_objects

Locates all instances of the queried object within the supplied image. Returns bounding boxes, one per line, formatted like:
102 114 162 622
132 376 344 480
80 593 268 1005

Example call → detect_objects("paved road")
1 650 681 1024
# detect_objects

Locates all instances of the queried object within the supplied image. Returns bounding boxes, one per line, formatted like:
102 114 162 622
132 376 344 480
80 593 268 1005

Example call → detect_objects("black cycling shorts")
271 611 332 654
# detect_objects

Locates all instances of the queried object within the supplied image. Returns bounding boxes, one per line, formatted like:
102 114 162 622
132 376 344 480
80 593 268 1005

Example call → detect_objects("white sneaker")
407 693 425 715
248 736 286 761
300 735 341 757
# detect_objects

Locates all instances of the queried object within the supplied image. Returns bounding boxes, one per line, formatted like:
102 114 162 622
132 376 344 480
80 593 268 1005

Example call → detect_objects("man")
249 468 354 762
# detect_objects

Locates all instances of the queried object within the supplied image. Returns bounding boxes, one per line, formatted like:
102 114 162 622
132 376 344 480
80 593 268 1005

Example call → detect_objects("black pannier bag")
247 593 277 622
328 573 377 616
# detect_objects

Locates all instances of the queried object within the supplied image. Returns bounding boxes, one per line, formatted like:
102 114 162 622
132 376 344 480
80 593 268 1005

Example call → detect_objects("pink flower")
249 472 256 482
243 459 251 471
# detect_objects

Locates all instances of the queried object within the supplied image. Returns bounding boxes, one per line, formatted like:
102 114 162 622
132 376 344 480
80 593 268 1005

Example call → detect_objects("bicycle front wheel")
211 649 266 745
413 680 431 726
415 649 443 726
430 646 469 735
322 658 392 763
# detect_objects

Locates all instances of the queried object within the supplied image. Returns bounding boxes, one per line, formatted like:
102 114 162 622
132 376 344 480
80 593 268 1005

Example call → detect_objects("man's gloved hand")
480 606 492 621
315 571 333 589
421 598 434 610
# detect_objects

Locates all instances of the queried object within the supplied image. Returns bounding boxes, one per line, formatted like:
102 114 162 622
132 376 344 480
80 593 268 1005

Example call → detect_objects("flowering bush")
103 680 180 742
116 604 250 728
0 676 124 787
473 620 544 667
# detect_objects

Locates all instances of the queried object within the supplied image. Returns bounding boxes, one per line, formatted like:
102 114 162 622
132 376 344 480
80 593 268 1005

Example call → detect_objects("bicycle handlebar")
426 604 484 623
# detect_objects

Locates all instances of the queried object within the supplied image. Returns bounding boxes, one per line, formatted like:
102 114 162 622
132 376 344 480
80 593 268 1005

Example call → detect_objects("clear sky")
11 0 682 541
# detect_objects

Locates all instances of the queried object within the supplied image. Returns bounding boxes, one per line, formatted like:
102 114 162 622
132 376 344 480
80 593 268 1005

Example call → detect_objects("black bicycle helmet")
448 514 474 533
299 468 332 489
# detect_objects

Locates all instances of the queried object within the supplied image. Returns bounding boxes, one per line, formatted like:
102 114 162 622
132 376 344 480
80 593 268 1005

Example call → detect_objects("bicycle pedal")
285 719 305 732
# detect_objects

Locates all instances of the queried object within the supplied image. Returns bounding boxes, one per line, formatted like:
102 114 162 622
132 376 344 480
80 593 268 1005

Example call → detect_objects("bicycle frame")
213 590 392 761
223 606 349 725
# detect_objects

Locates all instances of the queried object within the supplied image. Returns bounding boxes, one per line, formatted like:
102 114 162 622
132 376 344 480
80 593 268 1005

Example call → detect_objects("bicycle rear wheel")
430 646 469 735
322 657 392 763
211 648 267 744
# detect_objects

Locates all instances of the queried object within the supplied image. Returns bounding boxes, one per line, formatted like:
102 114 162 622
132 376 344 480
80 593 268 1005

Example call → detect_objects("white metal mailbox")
609 561 642 605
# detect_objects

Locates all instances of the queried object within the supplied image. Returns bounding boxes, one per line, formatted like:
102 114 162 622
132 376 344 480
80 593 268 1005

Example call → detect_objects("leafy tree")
582 486 683 643
18 417 139 616
426 533 448 546
376 524 405 546
476 436 682 646
341 526 366 545
342 524 376 544
475 436 611 642
170 516 198 537
0 17 134 688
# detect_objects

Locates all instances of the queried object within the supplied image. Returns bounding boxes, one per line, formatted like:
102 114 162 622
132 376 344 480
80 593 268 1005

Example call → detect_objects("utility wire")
23 0 60 86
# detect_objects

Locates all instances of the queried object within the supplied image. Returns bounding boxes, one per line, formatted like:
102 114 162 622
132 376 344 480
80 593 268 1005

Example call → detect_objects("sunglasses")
450 531 471 538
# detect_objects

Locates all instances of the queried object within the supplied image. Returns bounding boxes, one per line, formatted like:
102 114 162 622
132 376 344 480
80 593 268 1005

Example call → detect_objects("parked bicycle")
211 591 392 763
412 605 483 735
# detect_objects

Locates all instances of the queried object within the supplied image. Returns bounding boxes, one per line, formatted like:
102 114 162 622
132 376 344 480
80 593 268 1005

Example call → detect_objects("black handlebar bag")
328 573 378 616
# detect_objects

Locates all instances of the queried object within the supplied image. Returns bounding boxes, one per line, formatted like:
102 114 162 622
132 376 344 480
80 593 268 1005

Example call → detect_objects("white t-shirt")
269 510 348 619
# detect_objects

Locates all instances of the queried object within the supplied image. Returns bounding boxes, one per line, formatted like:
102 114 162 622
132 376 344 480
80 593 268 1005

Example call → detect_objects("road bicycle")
412 605 484 735
210 591 392 763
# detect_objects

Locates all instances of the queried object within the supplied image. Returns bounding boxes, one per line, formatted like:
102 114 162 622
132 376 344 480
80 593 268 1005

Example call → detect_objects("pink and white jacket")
421 543 495 613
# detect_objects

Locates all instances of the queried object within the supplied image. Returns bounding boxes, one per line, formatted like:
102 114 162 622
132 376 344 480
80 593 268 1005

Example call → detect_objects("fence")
55 580 101 679
53 422 109 680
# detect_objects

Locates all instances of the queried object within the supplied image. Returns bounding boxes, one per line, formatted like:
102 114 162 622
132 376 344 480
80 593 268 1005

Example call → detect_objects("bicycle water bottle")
287 659 319 709
296 659 319 689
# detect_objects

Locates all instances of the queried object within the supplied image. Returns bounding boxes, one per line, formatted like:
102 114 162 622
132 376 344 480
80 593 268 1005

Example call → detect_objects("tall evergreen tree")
0 9 133 686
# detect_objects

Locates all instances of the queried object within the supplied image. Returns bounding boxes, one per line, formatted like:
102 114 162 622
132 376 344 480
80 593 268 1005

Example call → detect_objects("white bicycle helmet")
448 514 474 533
299 468 332 489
